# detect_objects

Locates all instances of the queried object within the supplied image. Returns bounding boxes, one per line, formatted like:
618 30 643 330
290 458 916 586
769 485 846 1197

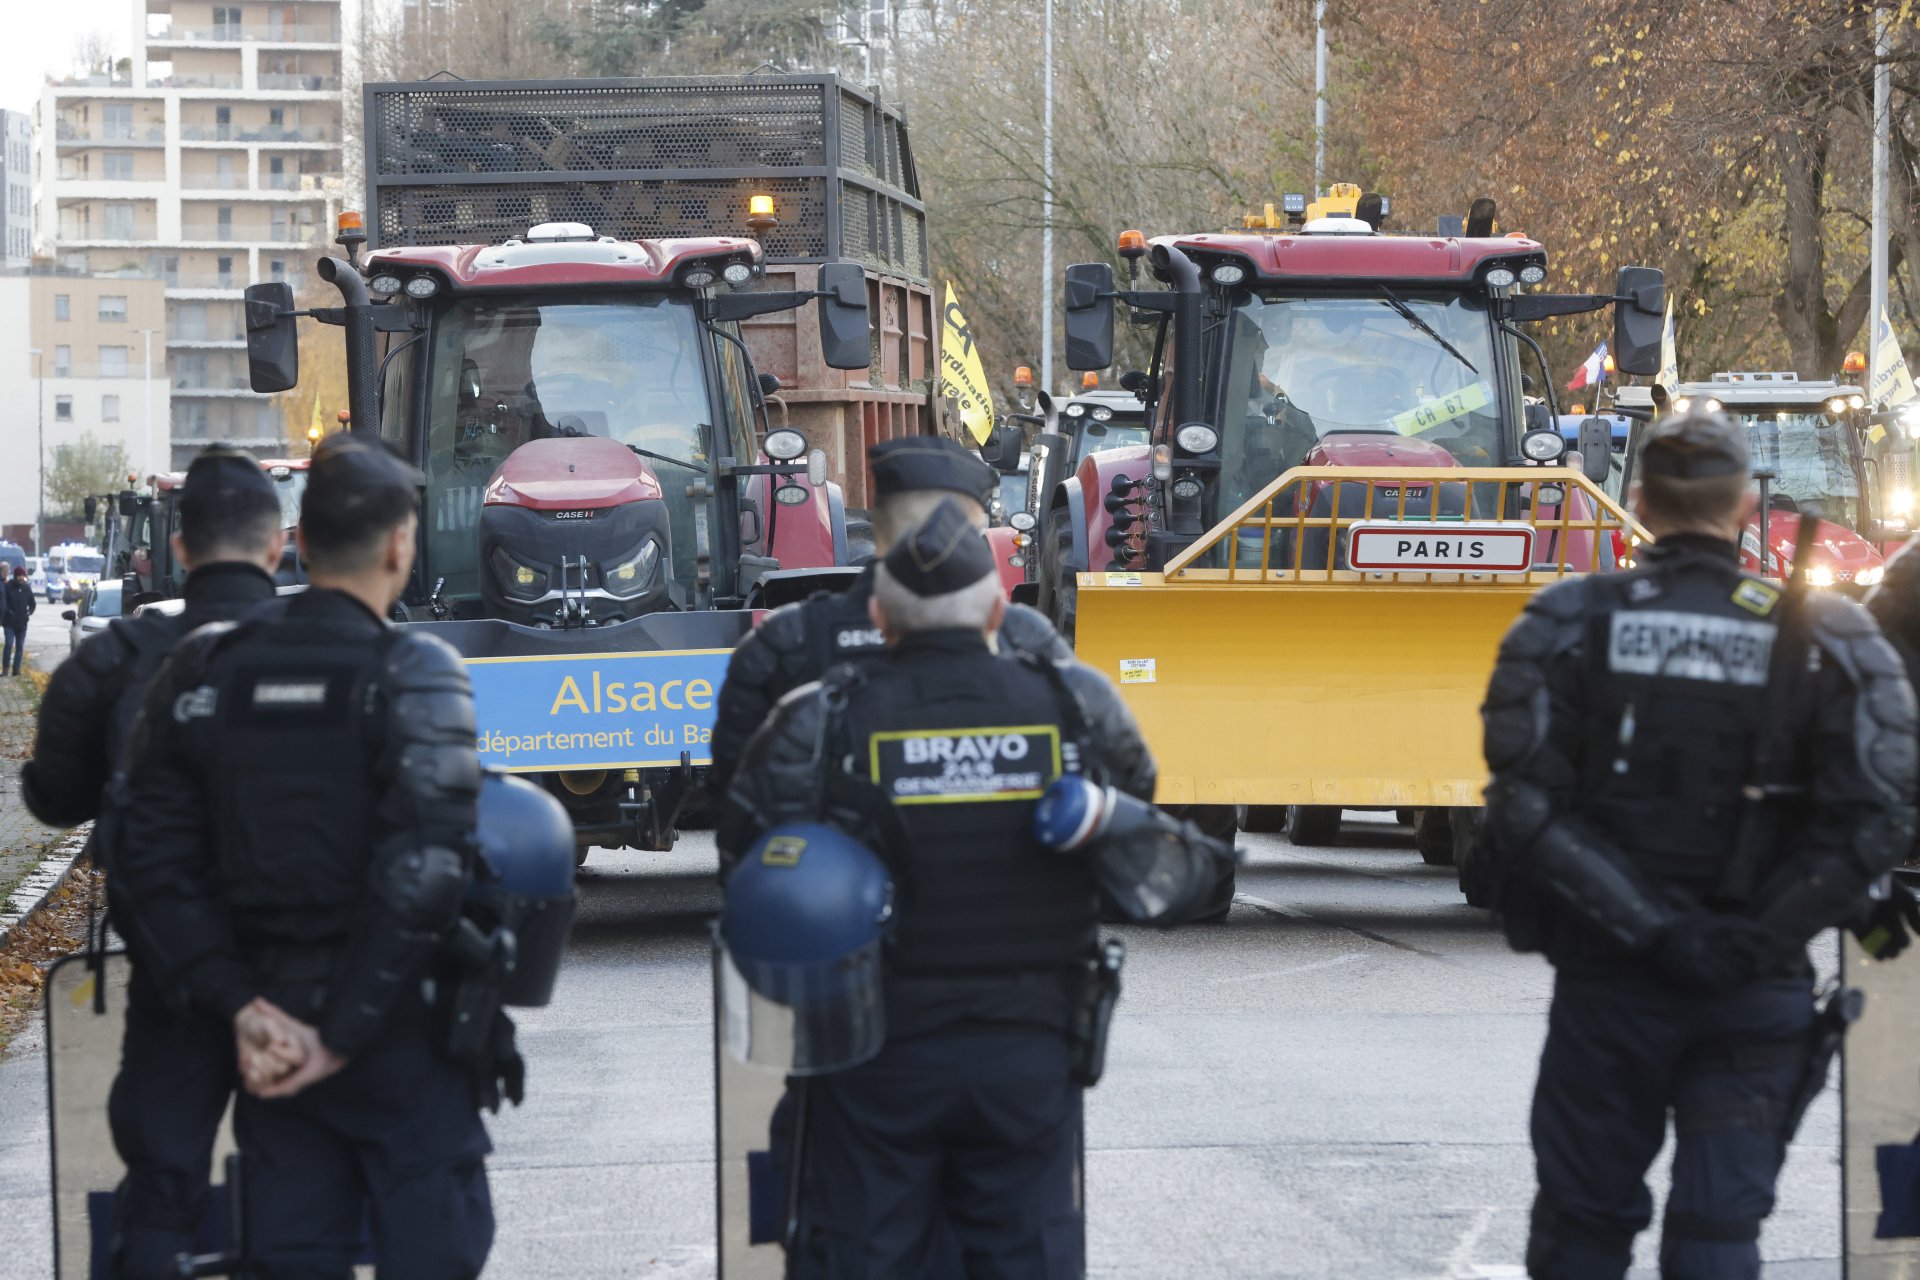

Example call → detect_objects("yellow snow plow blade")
1073 466 1645 808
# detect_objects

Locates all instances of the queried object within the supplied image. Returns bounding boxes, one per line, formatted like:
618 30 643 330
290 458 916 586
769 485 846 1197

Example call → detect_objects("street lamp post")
1040 0 1055 398
26 347 43 556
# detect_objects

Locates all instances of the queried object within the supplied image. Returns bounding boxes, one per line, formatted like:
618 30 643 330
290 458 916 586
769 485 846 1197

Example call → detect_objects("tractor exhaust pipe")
318 255 379 435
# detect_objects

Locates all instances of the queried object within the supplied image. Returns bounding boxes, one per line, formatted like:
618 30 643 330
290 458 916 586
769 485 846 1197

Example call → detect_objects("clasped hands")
232 998 349 1098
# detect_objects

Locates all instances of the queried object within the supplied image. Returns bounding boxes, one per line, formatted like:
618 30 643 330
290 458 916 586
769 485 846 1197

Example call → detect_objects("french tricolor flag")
1566 341 1609 392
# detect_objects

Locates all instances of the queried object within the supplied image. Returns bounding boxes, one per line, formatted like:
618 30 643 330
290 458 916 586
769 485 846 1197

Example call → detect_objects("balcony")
167 333 245 347
179 124 339 144
148 23 342 43
58 222 159 244
148 73 245 91
47 363 154 380
164 271 307 294
258 74 341 92
178 222 322 244
173 371 253 392
55 122 166 145
58 166 162 183
179 174 250 190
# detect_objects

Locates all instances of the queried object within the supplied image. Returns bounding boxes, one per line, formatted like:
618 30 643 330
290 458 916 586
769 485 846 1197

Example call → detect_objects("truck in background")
247 74 938 854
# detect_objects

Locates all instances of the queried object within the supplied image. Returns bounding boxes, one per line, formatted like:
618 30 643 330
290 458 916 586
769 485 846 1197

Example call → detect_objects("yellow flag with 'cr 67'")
1871 305 1916 409
940 282 995 445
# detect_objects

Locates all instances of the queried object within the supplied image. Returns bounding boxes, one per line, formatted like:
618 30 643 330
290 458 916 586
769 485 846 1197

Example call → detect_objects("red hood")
1740 511 1884 581
483 437 663 511
1303 435 1460 470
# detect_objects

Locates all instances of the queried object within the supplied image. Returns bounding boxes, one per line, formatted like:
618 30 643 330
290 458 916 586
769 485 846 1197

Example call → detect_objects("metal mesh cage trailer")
363 75 927 283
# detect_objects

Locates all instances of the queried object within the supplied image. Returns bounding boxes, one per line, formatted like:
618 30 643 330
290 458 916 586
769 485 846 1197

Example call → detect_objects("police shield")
1842 916 1920 1275
45 950 132 1280
713 944 803 1280
45 950 239 1280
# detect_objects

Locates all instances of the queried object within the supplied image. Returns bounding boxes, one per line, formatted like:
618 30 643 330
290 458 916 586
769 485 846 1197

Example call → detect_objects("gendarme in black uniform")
1480 410 1916 1280
22 448 282 1278
719 500 1212 1276
709 435 1070 806
114 439 496 1278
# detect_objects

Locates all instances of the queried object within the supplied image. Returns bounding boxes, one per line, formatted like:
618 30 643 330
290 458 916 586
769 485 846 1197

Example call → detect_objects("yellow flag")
1871 306 1916 408
308 393 325 441
940 282 995 445
1656 297 1679 400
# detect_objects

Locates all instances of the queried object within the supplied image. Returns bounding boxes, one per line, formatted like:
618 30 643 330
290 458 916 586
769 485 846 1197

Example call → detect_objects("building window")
54 293 69 321
104 202 135 240
54 395 72 422
216 256 234 287
103 103 132 142
102 394 120 423
52 345 69 376
99 346 129 377
217 206 232 240
98 295 128 322
213 5 242 38
175 302 207 339
103 152 134 181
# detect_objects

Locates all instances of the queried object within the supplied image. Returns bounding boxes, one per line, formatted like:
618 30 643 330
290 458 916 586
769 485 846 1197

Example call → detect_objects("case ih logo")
550 510 596 521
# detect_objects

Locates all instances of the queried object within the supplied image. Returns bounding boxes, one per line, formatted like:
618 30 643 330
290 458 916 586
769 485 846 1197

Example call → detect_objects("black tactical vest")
199 618 394 950
1576 542 1781 896
803 571 889 670
839 632 1099 979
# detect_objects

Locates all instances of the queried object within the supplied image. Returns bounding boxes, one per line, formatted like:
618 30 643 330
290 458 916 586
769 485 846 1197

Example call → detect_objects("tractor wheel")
1040 508 1079 644
1286 805 1343 847
1395 808 1415 827
1453 806 1491 908
1412 809 1456 866
1235 804 1288 833
574 844 591 869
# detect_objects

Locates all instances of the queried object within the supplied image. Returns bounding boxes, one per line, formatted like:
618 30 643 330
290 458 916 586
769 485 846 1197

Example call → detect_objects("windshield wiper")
1376 286 1478 374
626 443 705 473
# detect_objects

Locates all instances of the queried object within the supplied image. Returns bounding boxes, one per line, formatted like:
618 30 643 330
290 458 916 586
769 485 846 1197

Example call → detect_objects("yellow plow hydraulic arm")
1073 466 1647 808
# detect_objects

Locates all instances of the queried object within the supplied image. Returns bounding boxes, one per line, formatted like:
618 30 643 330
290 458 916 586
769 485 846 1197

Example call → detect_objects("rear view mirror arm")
1501 320 1561 421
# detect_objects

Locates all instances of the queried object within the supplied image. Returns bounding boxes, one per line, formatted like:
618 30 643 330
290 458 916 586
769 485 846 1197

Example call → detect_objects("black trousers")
233 1014 493 1280
794 1027 1084 1280
106 963 235 1280
1527 973 1816 1280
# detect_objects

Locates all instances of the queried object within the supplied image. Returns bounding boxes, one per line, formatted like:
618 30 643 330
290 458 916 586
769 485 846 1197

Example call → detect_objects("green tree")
44 435 132 519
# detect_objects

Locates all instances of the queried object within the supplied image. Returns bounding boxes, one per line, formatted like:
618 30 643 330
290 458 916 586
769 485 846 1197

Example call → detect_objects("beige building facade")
34 0 345 468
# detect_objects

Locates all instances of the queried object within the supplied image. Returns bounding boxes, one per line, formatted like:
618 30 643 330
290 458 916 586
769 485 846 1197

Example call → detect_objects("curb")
0 830 87 950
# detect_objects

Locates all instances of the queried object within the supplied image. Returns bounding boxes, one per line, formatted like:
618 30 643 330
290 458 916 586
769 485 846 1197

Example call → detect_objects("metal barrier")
1159 464 1646 585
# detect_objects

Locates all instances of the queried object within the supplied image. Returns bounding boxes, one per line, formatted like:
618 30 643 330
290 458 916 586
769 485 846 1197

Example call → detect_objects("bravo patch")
869 725 1062 804
1609 610 1774 686
760 833 806 867
1732 579 1781 617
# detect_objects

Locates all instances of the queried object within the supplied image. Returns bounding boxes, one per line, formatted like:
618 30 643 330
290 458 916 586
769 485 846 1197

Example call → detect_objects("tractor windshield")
1071 418 1150 465
1218 291 1503 510
416 294 722 602
1737 409 1867 533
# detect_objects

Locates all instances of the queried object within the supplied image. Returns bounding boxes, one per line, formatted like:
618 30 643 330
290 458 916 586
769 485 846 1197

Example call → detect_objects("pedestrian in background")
1480 407 1917 1280
2 563 34 675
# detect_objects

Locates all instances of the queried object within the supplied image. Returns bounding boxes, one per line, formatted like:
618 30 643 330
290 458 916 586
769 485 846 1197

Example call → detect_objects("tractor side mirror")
1577 417 1613 485
244 281 300 393
980 424 1025 470
117 489 136 518
83 496 97 523
1063 263 1116 371
816 262 871 371
1611 265 1665 376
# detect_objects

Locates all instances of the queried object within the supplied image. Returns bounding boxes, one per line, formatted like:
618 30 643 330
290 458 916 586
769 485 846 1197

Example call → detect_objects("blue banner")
465 647 734 772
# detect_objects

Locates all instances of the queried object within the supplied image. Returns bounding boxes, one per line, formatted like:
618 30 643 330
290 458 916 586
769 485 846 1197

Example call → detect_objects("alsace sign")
1347 521 1536 573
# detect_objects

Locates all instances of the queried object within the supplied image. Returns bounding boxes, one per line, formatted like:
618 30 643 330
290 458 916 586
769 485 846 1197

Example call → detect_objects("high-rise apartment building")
34 0 345 469
1 111 31 267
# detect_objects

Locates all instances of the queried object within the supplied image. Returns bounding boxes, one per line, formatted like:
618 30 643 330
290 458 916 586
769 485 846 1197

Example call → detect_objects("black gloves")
1850 881 1920 961
1654 913 1781 993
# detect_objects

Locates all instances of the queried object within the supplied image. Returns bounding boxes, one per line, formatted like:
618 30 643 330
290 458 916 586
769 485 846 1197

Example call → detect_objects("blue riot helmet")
717 822 893 1075
473 771 579 1007
1035 776 1239 922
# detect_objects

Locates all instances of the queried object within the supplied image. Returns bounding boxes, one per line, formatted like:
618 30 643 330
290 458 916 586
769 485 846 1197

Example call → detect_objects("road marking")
1214 952 1365 984
1233 891 1308 917
1237 890 1448 960
1441 1206 1499 1278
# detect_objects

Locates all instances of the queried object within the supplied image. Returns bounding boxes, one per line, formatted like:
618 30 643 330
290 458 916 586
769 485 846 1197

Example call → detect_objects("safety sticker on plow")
1118 658 1157 684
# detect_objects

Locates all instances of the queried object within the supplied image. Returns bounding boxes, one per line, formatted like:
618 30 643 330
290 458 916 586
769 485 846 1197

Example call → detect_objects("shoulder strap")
1014 649 1103 783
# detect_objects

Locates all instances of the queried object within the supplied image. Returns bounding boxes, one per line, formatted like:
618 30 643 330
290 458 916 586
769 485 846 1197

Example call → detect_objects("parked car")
26 557 47 599
64 579 122 652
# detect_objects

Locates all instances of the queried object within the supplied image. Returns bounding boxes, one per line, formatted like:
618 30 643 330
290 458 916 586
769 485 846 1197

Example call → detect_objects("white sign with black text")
1346 521 1536 574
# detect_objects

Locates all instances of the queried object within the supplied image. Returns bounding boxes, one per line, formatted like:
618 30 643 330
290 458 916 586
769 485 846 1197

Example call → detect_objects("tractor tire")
1040 508 1079 644
1395 808 1415 827
1235 804 1288 833
1412 808 1455 866
1181 805 1239 922
1286 805 1342 847
1453 806 1492 908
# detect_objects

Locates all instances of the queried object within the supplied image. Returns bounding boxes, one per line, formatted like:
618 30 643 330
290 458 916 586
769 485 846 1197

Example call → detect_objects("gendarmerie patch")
251 678 331 709
1608 610 1774 686
869 725 1061 804
833 627 885 654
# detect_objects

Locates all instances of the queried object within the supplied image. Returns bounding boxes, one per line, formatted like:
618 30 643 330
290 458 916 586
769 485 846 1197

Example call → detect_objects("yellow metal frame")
1076 466 1647 808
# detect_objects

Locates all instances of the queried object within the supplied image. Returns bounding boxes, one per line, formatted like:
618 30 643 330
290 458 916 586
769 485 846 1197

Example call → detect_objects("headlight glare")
1857 564 1886 587
602 539 662 598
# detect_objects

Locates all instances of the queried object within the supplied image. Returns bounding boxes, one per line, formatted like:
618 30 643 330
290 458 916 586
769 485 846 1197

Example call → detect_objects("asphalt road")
0 813 1847 1278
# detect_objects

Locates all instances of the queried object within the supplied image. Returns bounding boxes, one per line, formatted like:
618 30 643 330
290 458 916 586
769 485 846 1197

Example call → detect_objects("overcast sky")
5 3 143 116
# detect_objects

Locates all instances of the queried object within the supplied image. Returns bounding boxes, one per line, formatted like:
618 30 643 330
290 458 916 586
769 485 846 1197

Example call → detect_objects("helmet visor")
717 937 886 1076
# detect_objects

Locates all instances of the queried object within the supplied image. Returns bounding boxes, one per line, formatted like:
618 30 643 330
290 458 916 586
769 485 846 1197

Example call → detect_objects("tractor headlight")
722 261 754 286
1521 429 1565 462
1091 406 1113 421
1857 564 1886 587
1519 264 1546 285
403 275 440 299
1210 262 1247 286
1806 564 1836 588
489 547 548 602
1175 423 1219 453
1485 266 1517 288
1064 403 1086 417
369 274 402 296
602 539 663 599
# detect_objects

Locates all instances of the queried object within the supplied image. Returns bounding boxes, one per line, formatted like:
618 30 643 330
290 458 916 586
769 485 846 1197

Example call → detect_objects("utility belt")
1070 937 1126 1088
436 916 525 1113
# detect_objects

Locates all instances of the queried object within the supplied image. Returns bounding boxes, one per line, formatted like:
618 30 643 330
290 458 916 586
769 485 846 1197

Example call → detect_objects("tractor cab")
1655 372 1886 594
